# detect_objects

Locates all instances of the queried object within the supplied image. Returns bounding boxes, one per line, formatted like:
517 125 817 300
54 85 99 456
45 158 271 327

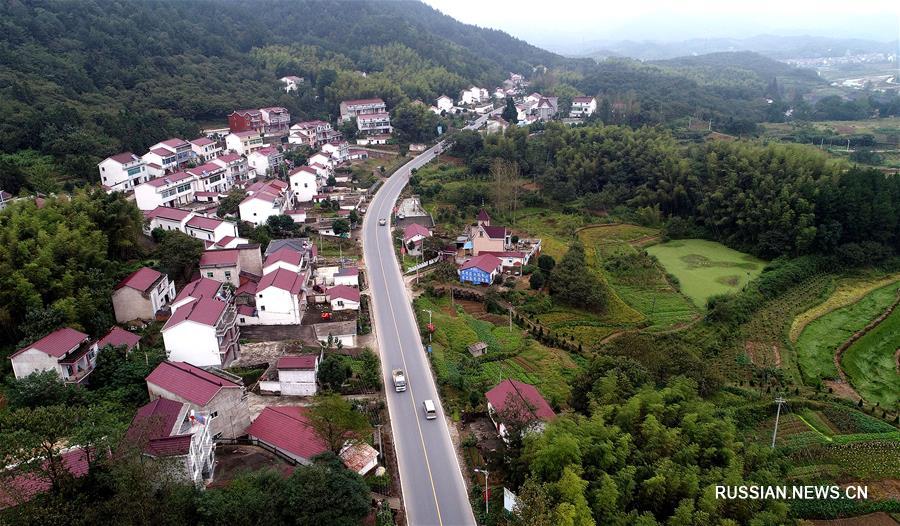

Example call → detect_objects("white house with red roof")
144 206 194 233
569 96 597 118
185 162 230 194
246 406 329 465
98 152 150 193
141 138 195 177
133 171 197 210
238 179 291 226
162 278 240 367
288 120 341 148
339 98 387 122
112 267 176 323
307 152 333 170
189 137 222 162
255 268 308 325
262 246 307 275
225 130 264 156
126 397 215 485
8 328 99 383
327 285 360 311
186 216 239 245
199 248 242 286
356 112 392 135
96 327 141 352
289 166 319 203
210 153 249 183
321 141 351 163
273 354 320 396
247 146 284 177
146 361 250 439
403 223 432 256
485 379 555 441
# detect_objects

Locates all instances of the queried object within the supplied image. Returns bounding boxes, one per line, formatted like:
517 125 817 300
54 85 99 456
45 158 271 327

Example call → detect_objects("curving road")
363 114 492 526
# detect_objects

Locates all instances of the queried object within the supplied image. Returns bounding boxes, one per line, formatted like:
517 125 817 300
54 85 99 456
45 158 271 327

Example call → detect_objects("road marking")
371 173 444 526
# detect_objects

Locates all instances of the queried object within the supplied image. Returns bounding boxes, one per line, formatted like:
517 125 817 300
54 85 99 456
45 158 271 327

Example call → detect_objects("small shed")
467 341 488 357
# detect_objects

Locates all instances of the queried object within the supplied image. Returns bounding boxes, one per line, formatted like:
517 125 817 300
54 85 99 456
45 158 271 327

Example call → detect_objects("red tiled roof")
254 146 280 156
187 215 225 231
146 361 240 406
265 247 303 268
357 112 390 121
145 206 192 222
257 268 305 294
0 448 90 509
126 398 192 457
159 138 188 149
480 251 527 259
460 254 502 273
276 355 317 370
163 297 226 330
403 223 431 242
115 267 163 292
246 406 328 461
482 225 507 239
149 147 171 156
11 328 88 359
295 120 329 128
476 209 491 221
107 152 140 164
174 277 221 303
237 305 256 316
328 285 360 303
236 279 258 296
343 98 385 106
340 443 379 475
186 163 223 177
572 96 595 103
199 249 238 267
96 327 141 351
231 130 259 138
190 137 215 146
485 379 555 422
213 153 243 163
144 171 194 187
215 236 236 247
290 166 317 175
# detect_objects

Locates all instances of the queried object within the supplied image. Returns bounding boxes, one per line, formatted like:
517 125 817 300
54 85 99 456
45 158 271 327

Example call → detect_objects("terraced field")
646 239 766 307
843 306 900 408
794 282 899 385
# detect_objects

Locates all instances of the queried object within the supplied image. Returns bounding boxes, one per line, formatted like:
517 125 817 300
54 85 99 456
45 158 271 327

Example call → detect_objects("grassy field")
645 239 766 307
842 306 900 408
577 224 698 331
795 282 899 385
790 273 900 342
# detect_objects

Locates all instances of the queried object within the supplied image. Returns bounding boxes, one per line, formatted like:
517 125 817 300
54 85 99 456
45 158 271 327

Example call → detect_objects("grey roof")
313 321 357 339
265 238 312 258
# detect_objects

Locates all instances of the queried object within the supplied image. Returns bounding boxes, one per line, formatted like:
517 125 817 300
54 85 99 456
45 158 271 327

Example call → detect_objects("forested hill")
0 0 559 186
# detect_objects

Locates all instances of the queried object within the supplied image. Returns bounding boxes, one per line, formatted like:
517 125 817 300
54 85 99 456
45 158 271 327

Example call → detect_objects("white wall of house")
329 297 359 311
278 367 318 396
186 222 238 243
256 287 302 325
147 384 250 440
112 278 175 322
225 133 263 156
162 321 222 367
10 349 64 380
239 197 281 227
200 265 240 286
333 274 358 287
99 158 149 192
290 171 318 203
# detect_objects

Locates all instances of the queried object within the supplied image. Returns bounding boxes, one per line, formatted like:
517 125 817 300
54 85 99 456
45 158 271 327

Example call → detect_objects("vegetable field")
842 306 900 408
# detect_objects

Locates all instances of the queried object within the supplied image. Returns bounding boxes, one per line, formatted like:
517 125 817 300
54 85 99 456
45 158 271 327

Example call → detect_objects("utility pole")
508 305 512 332
474 468 489 516
425 309 433 343
771 397 786 449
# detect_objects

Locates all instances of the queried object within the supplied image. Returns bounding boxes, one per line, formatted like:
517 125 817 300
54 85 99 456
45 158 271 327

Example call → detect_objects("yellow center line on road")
372 178 445 526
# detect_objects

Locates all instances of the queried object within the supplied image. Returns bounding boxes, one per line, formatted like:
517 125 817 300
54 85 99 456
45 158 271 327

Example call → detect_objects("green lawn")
645 239 766 307
842 304 900 408
795 283 898 384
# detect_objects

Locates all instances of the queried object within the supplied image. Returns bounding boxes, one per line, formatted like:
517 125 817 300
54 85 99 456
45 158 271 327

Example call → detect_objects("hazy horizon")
423 0 900 55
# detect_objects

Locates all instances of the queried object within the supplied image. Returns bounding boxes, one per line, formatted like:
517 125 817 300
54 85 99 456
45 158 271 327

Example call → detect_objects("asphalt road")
363 114 492 526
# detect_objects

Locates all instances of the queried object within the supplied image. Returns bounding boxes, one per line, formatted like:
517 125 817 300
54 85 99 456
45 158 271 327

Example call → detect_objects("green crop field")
842 306 900 408
645 239 766 307
795 283 899 385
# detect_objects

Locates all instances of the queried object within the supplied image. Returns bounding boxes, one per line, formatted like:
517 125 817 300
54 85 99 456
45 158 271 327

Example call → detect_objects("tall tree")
306 394 372 454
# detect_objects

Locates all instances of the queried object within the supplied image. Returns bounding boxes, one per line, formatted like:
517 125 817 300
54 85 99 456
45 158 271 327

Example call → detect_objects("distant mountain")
578 35 897 61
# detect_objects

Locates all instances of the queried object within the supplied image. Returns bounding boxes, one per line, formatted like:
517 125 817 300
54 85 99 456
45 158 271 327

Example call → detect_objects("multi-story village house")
339 98 387 122
162 278 240 367
189 137 222 162
112 267 177 323
145 360 251 439
224 130 264 156
98 152 151 193
356 112 393 135
9 328 99 384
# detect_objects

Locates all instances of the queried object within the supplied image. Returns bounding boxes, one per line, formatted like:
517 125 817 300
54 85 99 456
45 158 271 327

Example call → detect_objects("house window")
206 272 213 278
260 305 265 311
209 411 218 420
224 271 232 280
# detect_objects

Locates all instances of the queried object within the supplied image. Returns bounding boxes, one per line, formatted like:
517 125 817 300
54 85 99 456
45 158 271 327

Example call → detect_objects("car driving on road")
378 218 387 226
423 399 437 419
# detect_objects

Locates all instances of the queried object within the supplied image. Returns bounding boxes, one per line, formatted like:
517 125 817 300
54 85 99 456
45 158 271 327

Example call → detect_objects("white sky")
423 0 900 52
